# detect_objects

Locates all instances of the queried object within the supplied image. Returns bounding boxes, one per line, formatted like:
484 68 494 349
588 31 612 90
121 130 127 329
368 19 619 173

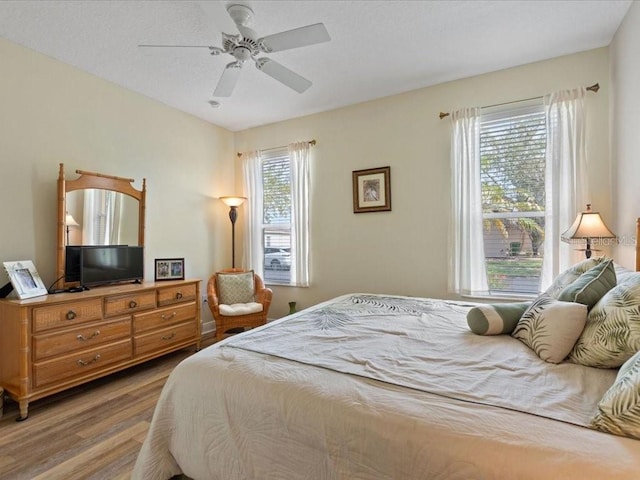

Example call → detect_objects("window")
262 149 292 284
242 141 310 287
480 102 546 295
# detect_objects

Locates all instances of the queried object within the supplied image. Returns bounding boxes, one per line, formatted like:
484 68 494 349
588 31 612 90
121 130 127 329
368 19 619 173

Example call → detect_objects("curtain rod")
438 83 600 120
237 139 316 157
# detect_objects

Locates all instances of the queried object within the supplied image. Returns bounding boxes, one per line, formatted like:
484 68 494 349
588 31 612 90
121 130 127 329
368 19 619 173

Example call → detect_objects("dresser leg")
0 387 4 418
16 400 28 422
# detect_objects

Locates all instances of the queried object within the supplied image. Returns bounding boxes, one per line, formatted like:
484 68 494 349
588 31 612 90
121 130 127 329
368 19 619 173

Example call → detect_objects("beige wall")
0 35 617 323
611 1 640 269
235 48 611 318
0 38 236 330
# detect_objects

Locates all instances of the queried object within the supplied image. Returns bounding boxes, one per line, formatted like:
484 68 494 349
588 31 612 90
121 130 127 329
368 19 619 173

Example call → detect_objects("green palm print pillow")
512 294 587 364
592 350 640 439
568 273 640 368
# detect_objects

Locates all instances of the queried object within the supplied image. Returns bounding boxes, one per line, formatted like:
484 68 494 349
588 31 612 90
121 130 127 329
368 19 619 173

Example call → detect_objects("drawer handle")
161 312 177 321
77 354 101 367
161 332 176 341
176 292 183 300
66 310 77 320
129 300 138 309
77 330 100 341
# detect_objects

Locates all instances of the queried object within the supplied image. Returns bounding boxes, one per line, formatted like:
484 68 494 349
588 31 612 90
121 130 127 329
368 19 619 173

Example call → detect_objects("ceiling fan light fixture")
232 46 252 62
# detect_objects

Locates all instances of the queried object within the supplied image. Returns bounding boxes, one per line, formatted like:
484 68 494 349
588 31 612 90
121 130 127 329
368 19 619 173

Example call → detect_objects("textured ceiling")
0 0 632 131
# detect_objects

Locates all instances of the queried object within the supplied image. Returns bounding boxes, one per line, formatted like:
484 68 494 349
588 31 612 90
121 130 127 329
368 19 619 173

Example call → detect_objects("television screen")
65 245 82 282
77 245 144 287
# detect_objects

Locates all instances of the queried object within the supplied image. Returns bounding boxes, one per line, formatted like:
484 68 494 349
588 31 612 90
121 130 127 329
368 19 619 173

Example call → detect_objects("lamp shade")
561 204 616 242
219 196 247 207
65 212 79 226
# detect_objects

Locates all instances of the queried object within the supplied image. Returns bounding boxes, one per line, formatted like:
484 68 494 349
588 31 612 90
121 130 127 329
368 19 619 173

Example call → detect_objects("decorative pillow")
216 271 255 305
568 273 640 368
511 294 587 364
591 350 640 440
544 256 607 299
466 302 530 335
557 258 616 310
615 262 635 284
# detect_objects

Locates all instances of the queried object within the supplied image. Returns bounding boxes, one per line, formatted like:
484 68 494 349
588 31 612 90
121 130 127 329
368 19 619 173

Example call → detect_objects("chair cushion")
217 271 255 305
219 302 264 317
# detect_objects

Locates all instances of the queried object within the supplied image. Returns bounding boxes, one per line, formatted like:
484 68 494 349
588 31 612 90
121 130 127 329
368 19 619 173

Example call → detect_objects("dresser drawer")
134 321 197 357
33 339 132 388
157 283 197 307
133 302 197 334
32 317 131 361
104 291 156 317
33 299 103 333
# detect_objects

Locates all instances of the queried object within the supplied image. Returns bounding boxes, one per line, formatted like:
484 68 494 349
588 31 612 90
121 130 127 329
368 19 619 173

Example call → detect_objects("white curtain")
241 150 264 274
289 141 311 287
449 107 489 295
541 87 588 289
82 189 122 245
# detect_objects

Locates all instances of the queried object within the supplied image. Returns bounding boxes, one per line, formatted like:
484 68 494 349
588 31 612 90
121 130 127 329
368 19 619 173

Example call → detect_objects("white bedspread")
133 294 640 480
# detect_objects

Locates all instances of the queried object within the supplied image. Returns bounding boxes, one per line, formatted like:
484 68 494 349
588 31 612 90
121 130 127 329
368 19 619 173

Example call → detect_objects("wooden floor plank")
30 422 149 480
0 340 214 479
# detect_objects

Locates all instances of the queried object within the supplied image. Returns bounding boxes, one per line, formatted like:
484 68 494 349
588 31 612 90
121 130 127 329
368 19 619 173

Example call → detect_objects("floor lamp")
65 212 79 245
220 196 247 268
561 204 616 258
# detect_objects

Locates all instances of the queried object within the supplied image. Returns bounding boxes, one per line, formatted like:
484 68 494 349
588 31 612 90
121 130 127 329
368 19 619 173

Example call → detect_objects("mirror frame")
56 163 146 289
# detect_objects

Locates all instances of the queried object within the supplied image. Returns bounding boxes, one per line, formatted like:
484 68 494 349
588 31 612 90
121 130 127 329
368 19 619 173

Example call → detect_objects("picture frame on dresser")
2 260 48 299
155 258 185 281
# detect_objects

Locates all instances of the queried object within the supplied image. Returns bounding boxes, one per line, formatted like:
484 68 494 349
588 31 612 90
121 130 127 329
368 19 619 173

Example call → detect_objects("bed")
133 222 640 480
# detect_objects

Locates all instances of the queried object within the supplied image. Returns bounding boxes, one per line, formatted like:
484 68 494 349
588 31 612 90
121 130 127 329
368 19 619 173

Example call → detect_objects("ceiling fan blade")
213 62 243 97
255 58 312 93
259 23 330 53
138 45 214 48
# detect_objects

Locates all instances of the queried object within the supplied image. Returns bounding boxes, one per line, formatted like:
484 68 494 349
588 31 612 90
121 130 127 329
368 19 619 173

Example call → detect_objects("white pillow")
511 295 587 364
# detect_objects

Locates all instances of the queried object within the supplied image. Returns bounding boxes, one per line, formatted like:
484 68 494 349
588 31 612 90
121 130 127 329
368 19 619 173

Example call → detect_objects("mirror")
56 163 146 288
65 190 140 246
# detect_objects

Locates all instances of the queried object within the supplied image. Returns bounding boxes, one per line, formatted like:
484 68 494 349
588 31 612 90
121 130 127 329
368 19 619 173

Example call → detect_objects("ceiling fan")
139 3 330 97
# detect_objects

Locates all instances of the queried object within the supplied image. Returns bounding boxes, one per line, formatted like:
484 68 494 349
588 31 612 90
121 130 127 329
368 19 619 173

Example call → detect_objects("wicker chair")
207 270 272 341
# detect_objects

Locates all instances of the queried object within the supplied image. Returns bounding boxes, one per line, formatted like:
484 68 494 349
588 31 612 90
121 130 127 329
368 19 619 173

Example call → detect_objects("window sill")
265 282 309 288
460 292 537 302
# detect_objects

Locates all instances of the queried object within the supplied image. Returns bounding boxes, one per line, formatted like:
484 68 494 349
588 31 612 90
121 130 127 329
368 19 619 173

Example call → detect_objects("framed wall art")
155 258 185 281
352 166 391 213
3 260 48 299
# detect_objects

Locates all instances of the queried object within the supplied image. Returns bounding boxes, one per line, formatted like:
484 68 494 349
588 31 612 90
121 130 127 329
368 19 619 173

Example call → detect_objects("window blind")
480 103 546 294
261 149 292 283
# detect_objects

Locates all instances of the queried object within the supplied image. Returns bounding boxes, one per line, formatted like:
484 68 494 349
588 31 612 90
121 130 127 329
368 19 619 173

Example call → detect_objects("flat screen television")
65 245 144 287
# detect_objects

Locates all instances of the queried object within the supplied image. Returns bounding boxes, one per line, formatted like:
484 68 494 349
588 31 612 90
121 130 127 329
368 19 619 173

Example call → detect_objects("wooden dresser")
0 279 201 420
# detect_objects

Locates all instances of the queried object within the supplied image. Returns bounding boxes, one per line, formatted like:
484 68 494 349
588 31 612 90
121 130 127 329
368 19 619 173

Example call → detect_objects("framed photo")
352 166 391 213
155 258 185 281
3 260 48 299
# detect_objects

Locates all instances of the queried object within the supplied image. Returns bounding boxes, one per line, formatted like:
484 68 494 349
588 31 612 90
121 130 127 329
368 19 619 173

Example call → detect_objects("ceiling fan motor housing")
227 4 255 27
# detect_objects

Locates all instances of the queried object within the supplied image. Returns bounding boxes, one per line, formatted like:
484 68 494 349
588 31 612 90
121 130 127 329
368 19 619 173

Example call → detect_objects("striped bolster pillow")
467 302 531 335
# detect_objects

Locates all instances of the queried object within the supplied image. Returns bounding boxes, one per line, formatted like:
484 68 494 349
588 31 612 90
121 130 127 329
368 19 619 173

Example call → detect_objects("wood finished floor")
0 338 215 480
